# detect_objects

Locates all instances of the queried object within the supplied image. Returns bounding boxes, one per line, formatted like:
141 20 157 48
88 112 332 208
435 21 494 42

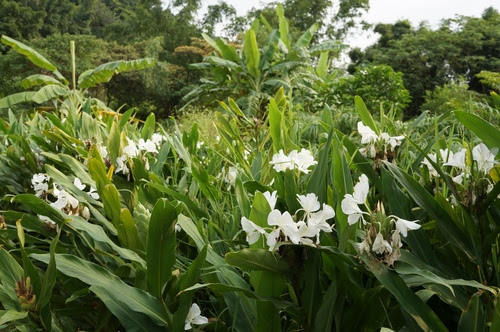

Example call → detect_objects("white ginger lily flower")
138 138 158 154
184 303 208 330
265 228 281 250
443 148 466 169
88 186 99 200
293 148 318 174
372 233 392 255
394 217 420 237
421 153 438 177
115 156 129 175
51 190 79 211
224 166 238 187
297 193 320 216
341 194 368 225
352 174 369 204
73 178 86 190
123 138 139 158
356 238 371 254
32 173 49 197
98 145 108 159
357 122 378 144
296 221 315 245
267 210 299 244
241 217 266 245
308 204 335 243
472 143 497 174
263 191 278 210
270 149 295 172
151 133 165 147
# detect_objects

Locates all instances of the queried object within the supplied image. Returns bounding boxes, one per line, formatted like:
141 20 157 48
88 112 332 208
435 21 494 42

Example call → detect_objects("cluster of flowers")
341 174 421 266
421 143 498 204
241 191 335 250
100 133 167 176
357 122 404 160
422 143 497 180
270 148 318 174
31 174 99 224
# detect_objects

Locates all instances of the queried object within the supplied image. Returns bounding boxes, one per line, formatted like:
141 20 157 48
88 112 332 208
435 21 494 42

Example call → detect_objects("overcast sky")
175 0 499 48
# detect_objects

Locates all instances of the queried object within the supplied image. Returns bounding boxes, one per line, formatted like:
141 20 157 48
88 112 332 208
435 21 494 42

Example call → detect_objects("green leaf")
37 225 63 313
0 247 24 304
384 162 474 259
314 281 336 332
1 35 57 72
354 96 379 134
295 23 319 48
20 74 63 89
141 112 156 140
454 111 500 153
361 255 447 332
31 254 168 327
0 92 36 109
225 249 289 274
307 129 333 204
32 85 70 104
457 293 485 332
244 30 260 77
147 199 177 299
108 122 121 164
90 285 165 332
276 3 289 49
268 97 283 151
0 310 28 326
78 58 155 89
316 52 329 78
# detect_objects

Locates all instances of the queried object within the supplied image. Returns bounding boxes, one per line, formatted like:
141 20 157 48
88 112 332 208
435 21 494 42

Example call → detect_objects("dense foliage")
0 23 499 331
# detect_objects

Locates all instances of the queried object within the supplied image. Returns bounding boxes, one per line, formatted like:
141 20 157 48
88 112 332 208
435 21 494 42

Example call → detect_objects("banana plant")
185 4 342 119
0 35 154 121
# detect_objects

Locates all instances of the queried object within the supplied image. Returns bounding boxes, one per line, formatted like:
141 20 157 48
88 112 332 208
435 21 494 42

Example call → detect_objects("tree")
349 7 500 117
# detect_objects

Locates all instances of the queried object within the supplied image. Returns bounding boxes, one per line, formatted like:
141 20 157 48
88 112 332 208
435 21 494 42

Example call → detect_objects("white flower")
151 133 165 147
472 143 497 174
386 135 405 149
196 141 204 149
352 174 369 204
443 148 466 169
241 217 266 245
216 135 220 143
51 190 79 211
32 173 49 197
297 193 320 215
421 153 438 177
293 148 317 174
270 149 294 172
263 191 277 210
73 178 86 190
341 194 367 225
38 215 56 225
224 166 238 187
88 186 99 200
372 233 392 255
308 204 334 243
392 230 403 249
357 122 378 144
184 303 208 330
98 145 108 159
123 138 139 158
175 223 182 232
452 173 465 184
394 217 420 237
265 228 281 249
267 210 299 244
138 139 158 154
115 156 129 175
296 221 315 245
356 237 371 254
